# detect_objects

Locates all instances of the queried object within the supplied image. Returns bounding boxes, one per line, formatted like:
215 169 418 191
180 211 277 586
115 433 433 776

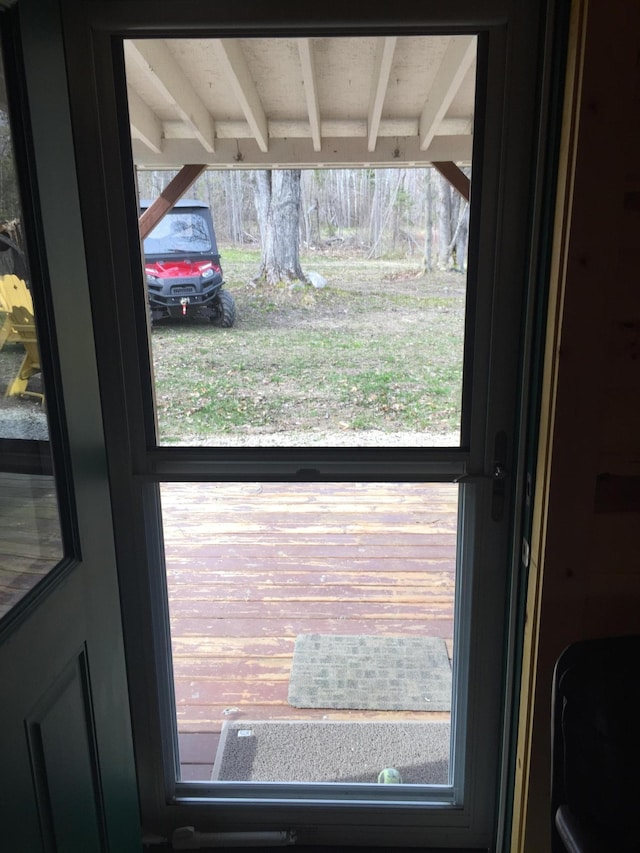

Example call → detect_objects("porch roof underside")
125 34 476 170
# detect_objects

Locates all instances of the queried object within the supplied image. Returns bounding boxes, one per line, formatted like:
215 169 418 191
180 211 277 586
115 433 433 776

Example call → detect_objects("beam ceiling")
124 35 476 169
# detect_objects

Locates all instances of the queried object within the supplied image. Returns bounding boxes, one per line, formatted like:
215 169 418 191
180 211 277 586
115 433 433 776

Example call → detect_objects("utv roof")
139 198 209 209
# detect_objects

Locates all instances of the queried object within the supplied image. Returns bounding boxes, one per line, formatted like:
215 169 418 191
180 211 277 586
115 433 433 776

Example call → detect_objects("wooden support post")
138 164 207 239
432 162 470 202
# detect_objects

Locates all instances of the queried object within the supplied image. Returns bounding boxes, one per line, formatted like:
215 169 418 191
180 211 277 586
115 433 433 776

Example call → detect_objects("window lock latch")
491 431 508 521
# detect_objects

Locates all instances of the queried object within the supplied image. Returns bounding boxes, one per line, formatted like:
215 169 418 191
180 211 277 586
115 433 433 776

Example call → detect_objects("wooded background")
137 168 470 272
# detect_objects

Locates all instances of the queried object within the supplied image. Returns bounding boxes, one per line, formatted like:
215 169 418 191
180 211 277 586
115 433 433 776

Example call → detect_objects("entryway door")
66 0 559 846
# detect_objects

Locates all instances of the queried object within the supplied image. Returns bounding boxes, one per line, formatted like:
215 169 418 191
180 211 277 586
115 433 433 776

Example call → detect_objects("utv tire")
210 289 236 328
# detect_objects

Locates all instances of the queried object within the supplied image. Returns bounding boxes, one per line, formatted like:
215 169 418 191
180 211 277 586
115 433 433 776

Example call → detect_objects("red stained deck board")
161 483 457 500
170 619 454 644
170 598 452 620
175 680 291 707
178 732 220 764
161 502 457 515
168 596 453 615
168 526 458 538
167 562 455 578
169 564 455 573
165 539 458 556
172 575 453 605
171 636 295 656
180 765 215 781
174 660 291 682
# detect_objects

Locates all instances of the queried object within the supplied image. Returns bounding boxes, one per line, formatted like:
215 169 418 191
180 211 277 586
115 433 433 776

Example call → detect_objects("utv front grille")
171 284 197 295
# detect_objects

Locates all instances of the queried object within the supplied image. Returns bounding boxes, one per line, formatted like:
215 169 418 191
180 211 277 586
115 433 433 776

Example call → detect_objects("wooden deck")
161 482 458 781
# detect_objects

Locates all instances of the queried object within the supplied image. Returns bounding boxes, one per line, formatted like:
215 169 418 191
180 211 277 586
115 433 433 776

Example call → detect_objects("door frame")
58 0 565 847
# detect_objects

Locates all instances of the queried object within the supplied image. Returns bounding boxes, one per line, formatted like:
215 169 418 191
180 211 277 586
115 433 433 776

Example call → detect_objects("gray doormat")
287 634 451 712
212 720 450 784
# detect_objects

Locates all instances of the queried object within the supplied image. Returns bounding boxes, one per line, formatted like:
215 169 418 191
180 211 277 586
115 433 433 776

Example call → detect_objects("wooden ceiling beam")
125 40 215 153
368 37 397 153
138 164 206 240
212 39 269 153
127 86 163 154
297 39 322 152
419 36 476 152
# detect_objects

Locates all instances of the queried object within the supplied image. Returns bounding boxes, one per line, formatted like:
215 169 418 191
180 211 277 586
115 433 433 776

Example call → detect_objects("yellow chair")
0 274 44 404
0 274 29 350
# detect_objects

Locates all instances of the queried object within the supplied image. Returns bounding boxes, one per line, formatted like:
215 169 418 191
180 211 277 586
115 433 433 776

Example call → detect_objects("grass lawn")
149 250 466 445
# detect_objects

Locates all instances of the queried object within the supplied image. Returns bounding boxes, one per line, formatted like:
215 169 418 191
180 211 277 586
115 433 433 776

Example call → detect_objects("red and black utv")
141 198 236 327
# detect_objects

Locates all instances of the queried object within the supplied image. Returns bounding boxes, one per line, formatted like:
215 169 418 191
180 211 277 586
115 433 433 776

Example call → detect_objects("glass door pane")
124 35 476 449
0 42 64 622
161 482 458 786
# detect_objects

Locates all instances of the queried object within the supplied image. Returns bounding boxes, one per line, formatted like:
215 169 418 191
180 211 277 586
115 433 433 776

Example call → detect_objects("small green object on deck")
378 767 402 784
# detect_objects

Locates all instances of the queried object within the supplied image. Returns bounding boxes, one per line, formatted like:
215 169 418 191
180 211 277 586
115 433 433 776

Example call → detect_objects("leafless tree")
251 170 307 285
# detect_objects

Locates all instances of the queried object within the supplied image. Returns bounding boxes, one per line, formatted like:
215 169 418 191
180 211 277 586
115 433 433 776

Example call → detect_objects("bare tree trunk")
308 198 320 246
252 170 270 244
455 168 471 271
436 173 452 269
252 169 307 285
455 204 469 272
368 171 379 248
367 171 402 259
344 170 350 230
225 172 235 244
423 168 433 273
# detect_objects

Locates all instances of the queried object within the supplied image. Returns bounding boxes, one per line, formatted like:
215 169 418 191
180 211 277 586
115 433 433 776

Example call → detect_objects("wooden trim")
509 0 640 846
509 0 589 849
138 164 206 239
432 161 470 201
